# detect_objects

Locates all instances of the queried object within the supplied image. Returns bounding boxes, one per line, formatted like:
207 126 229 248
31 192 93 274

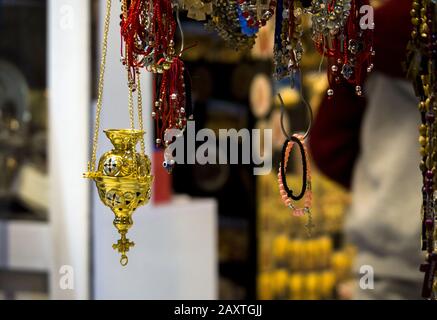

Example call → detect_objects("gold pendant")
85 129 153 266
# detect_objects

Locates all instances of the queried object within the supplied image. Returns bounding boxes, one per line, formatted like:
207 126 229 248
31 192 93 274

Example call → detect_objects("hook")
318 35 326 73
277 72 313 140
298 72 313 140
301 95 313 140
174 2 185 56
277 93 291 140
120 254 128 266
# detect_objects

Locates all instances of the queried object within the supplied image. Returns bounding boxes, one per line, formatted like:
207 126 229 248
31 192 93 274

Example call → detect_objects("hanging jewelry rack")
407 0 437 299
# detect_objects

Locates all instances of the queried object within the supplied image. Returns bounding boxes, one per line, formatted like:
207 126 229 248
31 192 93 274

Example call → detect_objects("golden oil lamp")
85 0 154 266
85 129 153 266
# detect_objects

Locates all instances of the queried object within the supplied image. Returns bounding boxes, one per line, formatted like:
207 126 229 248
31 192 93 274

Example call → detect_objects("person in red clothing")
310 0 424 299
310 0 414 189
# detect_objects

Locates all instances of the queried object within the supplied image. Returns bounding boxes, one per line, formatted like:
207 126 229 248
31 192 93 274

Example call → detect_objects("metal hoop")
120 255 129 266
277 89 313 140
174 3 185 56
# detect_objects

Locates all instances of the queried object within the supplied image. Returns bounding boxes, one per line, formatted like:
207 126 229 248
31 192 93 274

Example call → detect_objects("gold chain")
89 0 112 172
89 0 143 176
128 74 135 130
128 79 138 174
137 75 146 156
123 0 135 132
126 65 138 174
122 0 138 172
122 0 128 19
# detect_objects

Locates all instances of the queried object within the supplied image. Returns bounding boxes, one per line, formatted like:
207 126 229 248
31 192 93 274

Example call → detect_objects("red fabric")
152 150 172 204
310 83 366 189
309 0 413 189
372 0 414 78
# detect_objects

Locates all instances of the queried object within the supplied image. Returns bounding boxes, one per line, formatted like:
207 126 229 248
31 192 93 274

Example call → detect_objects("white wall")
48 0 91 299
93 197 218 299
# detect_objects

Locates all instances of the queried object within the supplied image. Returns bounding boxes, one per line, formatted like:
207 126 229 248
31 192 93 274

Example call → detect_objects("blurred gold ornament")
182 0 212 21
288 273 304 300
272 269 289 299
433 278 437 297
258 272 274 300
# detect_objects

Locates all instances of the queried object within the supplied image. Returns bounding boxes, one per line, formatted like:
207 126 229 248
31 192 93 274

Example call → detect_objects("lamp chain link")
89 0 112 172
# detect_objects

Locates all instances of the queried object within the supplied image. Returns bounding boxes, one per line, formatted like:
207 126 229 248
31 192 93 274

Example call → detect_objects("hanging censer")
406 0 437 299
84 0 153 266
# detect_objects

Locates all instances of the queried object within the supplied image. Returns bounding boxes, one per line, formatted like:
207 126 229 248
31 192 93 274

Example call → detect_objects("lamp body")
85 129 153 265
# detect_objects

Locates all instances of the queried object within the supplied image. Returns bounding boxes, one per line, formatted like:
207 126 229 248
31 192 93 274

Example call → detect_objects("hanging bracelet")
278 133 312 218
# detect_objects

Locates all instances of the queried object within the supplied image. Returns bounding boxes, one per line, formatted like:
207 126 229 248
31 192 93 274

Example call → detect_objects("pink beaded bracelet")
278 133 312 217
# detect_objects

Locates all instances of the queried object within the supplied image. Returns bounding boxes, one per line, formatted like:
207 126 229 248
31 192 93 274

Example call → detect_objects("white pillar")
48 0 90 299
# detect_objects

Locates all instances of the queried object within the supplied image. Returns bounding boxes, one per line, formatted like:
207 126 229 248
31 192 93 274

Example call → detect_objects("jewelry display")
206 0 277 50
406 0 437 299
203 0 374 97
120 0 191 155
308 0 374 97
272 0 304 82
84 0 153 266
206 0 258 50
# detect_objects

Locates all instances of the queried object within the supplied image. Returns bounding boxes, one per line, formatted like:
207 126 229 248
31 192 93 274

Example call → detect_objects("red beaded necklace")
121 0 189 152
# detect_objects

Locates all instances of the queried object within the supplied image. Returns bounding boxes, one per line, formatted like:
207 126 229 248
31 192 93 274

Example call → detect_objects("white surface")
93 197 218 299
0 220 51 271
48 0 91 299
